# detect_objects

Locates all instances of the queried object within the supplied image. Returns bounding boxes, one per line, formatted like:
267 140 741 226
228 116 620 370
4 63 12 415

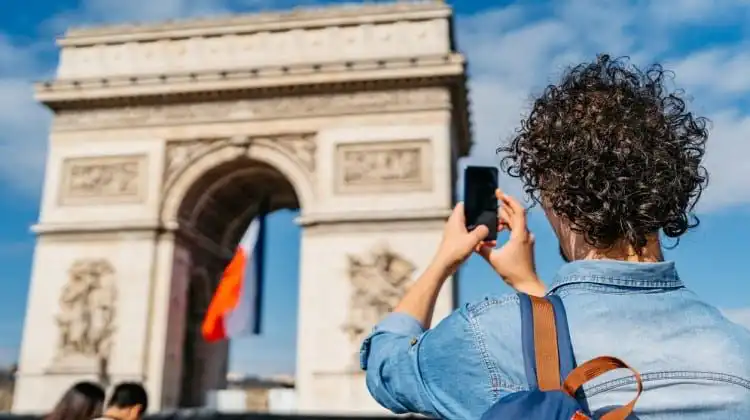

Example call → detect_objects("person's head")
500 54 709 262
45 381 105 420
105 382 149 420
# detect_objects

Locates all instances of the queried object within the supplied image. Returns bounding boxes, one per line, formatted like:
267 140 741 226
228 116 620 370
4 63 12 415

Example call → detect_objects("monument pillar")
293 123 459 414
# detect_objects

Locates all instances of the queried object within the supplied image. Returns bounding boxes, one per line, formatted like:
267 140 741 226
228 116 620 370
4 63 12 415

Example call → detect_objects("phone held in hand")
464 166 499 241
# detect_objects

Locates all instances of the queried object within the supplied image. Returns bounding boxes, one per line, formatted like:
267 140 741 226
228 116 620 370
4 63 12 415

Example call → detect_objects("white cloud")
0 36 43 77
44 0 326 32
0 36 52 197
80 0 229 21
670 47 750 97
46 0 231 34
649 0 750 26
698 110 750 211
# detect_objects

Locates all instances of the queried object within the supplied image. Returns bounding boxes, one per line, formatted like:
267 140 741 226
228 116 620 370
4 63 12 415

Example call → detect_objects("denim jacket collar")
548 259 683 293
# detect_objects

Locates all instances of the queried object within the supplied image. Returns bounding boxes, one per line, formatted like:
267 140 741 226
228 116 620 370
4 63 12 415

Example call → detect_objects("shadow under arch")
161 138 315 227
160 139 309 407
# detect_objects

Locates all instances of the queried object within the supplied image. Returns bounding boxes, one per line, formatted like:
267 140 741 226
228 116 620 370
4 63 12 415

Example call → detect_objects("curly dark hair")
499 54 709 251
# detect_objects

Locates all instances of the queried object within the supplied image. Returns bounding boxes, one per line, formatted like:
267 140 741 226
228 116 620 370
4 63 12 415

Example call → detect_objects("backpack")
480 293 643 420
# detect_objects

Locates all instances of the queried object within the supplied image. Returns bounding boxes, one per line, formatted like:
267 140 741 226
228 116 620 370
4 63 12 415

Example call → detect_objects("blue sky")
1 0 749 376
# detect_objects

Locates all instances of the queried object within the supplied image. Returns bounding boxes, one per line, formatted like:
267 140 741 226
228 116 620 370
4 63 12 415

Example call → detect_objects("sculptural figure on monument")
56 259 117 361
70 165 108 193
89 272 117 358
110 162 138 194
343 245 415 366
66 160 140 198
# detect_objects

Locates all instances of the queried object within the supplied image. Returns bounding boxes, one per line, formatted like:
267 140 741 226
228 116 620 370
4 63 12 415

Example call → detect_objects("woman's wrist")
425 257 456 284
429 250 462 279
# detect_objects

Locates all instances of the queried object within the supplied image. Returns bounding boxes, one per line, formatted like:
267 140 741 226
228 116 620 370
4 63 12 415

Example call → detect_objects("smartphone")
464 166 499 241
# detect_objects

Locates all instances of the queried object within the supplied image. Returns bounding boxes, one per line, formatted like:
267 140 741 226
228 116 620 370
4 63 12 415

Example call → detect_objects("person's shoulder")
419 294 527 417
453 293 527 391
462 293 522 320
454 293 525 368
424 294 522 342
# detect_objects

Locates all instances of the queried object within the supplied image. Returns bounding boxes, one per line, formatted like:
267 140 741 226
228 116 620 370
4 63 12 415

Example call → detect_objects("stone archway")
161 135 316 225
161 143 305 407
13 2 471 415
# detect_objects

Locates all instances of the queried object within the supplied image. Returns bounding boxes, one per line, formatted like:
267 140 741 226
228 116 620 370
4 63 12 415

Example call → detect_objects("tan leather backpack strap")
529 295 561 391
562 356 643 420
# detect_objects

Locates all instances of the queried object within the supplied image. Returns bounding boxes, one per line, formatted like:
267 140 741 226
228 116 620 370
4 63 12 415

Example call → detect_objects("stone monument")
13 0 471 414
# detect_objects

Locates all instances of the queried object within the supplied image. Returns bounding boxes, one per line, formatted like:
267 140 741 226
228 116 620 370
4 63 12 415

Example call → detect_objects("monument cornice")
36 54 465 104
58 1 450 47
37 54 473 155
30 207 453 236
31 220 167 236
296 207 452 227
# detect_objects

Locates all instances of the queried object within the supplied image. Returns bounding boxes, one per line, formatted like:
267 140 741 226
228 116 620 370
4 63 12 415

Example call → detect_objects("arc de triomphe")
13 1 471 414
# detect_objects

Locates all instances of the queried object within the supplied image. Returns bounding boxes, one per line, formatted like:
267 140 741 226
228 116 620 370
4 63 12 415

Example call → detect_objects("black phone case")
464 166 499 241
474 210 498 241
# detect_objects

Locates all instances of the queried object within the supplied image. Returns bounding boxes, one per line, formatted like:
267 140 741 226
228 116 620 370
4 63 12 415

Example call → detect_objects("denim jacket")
360 260 750 419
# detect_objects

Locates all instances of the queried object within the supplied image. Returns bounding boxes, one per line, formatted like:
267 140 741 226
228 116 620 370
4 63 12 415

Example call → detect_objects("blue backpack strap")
546 294 576 379
518 293 579 388
547 294 590 411
517 293 539 389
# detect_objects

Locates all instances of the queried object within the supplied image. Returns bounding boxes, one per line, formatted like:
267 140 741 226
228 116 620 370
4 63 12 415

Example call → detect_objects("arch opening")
178 158 299 253
173 156 300 408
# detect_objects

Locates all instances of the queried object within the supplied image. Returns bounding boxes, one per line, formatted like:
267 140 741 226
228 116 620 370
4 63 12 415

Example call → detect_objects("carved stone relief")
53 259 117 368
335 140 432 193
342 245 415 368
163 134 316 191
275 134 317 173
164 139 225 183
52 88 449 131
59 155 147 205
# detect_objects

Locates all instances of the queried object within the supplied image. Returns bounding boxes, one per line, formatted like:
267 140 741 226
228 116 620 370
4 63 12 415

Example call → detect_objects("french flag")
202 207 266 342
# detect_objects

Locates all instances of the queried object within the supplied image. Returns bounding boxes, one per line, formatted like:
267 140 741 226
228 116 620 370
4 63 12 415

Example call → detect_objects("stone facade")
14 0 471 415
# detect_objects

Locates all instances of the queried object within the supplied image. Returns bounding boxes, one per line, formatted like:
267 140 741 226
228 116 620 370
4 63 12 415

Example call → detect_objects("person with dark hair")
45 381 105 420
96 382 148 420
360 55 750 419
